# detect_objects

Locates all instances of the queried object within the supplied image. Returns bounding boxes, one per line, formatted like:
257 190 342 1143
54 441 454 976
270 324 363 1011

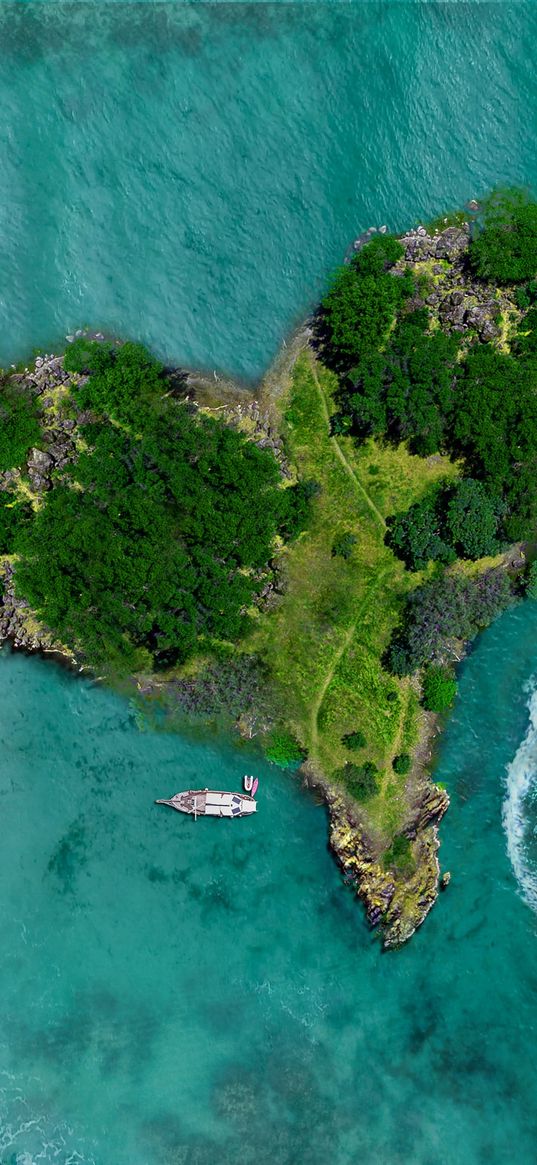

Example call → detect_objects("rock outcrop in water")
304 773 449 949
396 221 515 343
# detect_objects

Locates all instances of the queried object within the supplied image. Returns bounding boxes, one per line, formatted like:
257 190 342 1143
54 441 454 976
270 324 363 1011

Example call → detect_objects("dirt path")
309 353 387 532
309 570 387 758
309 621 357 757
378 678 411 797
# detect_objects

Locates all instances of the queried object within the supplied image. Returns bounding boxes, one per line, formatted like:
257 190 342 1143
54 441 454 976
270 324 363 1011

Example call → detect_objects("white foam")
503 679 537 909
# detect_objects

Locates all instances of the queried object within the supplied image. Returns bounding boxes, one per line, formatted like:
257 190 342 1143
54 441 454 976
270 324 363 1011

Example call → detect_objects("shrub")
342 730 367 750
422 665 457 712
265 730 306 767
0 383 40 472
340 760 380 801
470 189 537 284
169 653 274 721
392 753 411 775
332 531 357 560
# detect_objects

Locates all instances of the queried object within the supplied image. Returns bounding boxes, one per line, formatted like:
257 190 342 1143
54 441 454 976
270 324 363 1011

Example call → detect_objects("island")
1 187 536 947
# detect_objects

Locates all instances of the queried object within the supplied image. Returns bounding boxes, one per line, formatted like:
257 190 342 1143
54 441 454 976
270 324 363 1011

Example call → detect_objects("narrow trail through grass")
308 353 387 531
309 570 387 758
253 350 456 838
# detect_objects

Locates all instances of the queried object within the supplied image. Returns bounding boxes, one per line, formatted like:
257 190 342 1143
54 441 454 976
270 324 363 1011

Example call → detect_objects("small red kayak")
251 777 259 797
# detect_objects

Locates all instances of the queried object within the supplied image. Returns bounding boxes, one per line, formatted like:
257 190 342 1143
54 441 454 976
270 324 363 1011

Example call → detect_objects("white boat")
243 774 254 792
156 788 257 819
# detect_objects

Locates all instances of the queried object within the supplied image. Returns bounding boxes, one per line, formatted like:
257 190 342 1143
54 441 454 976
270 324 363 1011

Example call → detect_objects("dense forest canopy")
469 188 537 284
319 188 537 676
0 380 40 472
320 192 537 553
12 343 305 673
320 235 413 371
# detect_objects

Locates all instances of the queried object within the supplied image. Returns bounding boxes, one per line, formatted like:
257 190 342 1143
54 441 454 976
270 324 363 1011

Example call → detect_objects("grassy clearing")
251 351 457 839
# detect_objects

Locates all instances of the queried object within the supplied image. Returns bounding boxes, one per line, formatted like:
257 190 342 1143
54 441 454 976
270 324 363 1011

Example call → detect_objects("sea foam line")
503 678 537 910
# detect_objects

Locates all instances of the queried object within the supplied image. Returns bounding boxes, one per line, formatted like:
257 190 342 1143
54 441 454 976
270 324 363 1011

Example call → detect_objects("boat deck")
156 788 257 818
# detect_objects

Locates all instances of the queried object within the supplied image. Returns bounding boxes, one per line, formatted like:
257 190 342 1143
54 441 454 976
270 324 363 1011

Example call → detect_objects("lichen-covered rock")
316 779 449 950
399 224 470 264
27 448 53 472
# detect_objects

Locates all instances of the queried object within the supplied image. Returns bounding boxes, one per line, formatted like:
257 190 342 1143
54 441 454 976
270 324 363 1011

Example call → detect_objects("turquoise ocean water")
2 2 537 1162
1 2 537 380
2 602 537 1164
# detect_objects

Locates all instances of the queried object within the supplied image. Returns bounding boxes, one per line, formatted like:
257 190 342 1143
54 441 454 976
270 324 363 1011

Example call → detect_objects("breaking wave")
503 679 537 910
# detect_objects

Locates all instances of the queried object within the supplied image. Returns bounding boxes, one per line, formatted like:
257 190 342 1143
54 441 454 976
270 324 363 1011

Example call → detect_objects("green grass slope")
254 350 458 840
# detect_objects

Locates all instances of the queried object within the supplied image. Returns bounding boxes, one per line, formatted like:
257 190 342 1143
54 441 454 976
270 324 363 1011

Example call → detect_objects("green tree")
392 753 411 775
63 337 117 375
451 347 537 538
422 665 458 712
386 493 455 571
14 392 293 674
70 341 165 424
348 310 460 454
470 189 537 284
342 730 367 750
0 493 33 553
321 236 411 371
0 383 40 472
514 305 537 358
339 760 380 800
444 479 500 559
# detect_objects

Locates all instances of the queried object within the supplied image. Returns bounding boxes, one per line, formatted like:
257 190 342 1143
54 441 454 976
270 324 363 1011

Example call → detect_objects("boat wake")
503 679 537 910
